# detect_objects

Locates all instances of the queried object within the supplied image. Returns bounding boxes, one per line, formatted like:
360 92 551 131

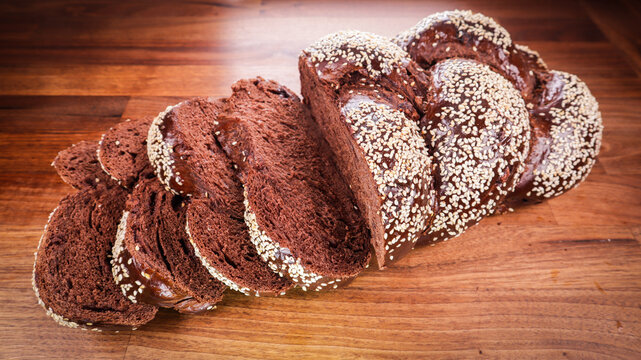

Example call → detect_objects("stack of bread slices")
32 10 603 331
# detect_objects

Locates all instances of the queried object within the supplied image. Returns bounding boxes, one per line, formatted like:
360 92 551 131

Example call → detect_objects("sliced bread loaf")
148 97 293 296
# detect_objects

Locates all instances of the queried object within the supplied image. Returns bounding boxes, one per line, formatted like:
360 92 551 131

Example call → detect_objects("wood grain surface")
1 0 640 359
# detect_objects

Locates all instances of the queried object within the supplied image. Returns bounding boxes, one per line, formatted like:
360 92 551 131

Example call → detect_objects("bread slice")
209 78 371 290
299 31 437 268
53 140 118 190
148 97 293 296
147 98 226 197
98 117 153 188
33 186 157 330
186 197 294 296
111 177 226 313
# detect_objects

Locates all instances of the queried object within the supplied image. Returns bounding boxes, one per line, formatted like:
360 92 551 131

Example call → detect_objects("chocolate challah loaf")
35 9 603 330
394 10 603 209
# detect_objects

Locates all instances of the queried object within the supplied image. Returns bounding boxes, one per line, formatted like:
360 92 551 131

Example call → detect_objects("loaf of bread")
35 10 602 330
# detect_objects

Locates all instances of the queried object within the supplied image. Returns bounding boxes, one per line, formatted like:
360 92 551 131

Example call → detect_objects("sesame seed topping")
424 59 530 241
394 10 512 51
341 96 436 261
243 190 328 289
304 30 410 79
528 71 602 198
147 104 180 195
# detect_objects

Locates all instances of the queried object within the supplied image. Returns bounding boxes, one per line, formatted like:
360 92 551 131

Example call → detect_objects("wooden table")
1 0 640 358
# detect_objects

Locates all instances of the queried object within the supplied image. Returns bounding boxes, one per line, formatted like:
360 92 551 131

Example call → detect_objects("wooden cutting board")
0 0 639 358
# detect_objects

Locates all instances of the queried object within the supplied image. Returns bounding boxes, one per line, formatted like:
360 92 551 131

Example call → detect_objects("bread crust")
394 10 603 210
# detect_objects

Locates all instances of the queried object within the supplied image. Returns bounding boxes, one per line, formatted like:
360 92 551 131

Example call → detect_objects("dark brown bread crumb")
187 197 294 296
213 77 371 290
33 186 157 330
53 140 118 190
98 118 154 188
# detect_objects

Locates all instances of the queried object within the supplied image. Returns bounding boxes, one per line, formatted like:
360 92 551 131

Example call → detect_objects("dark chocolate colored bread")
504 70 603 207
98 117 154 188
416 58 530 243
212 77 372 290
186 197 294 296
35 10 604 331
299 31 438 268
53 140 118 190
394 10 603 210
33 186 157 330
111 177 226 313
148 97 293 296
147 98 226 197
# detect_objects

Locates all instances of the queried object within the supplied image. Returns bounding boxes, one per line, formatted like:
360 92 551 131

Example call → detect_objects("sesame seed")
304 30 409 80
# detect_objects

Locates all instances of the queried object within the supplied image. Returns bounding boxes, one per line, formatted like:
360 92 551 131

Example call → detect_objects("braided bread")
300 10 601 256
394 10 603 209
419 58 530 243
35 10 603 330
